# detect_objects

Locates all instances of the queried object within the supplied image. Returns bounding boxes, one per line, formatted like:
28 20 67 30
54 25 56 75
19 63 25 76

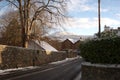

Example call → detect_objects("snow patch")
50 56 81 64
0 66 39 75
82 62 120 68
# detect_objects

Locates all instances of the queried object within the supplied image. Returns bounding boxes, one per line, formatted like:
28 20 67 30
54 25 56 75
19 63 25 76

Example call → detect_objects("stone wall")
81 62 120 80
0 45 77 69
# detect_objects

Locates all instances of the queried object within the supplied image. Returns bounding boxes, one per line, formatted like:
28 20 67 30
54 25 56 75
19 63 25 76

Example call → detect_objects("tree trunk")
18 0 27 48
25 0 31 48
17 0 31 48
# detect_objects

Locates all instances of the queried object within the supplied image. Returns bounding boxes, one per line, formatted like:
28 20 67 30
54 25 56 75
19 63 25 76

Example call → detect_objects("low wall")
81 62 120 80
0 45 77 69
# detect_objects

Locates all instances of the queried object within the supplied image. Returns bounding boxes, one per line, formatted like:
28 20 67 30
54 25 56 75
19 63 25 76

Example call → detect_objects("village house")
117 27 120 36
61 39 74 51
42 37 62 51
104 25 120 36
73 40 81 50
39 36 81 52
28 40 58 51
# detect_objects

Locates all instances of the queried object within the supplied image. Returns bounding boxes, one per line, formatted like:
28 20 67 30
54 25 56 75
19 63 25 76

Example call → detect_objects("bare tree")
1 0 67 48
0 10 19 27
0 18 22 46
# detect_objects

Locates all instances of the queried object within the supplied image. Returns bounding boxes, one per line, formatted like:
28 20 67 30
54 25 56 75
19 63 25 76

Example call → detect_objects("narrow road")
0 58 82 80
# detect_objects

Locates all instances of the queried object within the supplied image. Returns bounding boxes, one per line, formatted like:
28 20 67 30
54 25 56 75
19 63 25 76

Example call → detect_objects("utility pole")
98 0 101 38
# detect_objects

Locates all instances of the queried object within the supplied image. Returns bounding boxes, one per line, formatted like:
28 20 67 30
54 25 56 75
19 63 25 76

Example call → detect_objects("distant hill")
46 31 94 43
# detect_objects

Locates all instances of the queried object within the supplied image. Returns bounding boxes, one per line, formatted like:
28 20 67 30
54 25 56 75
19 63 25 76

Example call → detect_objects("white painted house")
104 25 120 36
104 25 111 32
117 27 120 36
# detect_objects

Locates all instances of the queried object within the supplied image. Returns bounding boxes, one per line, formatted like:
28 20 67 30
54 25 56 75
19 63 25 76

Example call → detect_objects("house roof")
67 38 79 44
28 40 58 51
28 40 44 50
62 38 80 44
35 40 58 51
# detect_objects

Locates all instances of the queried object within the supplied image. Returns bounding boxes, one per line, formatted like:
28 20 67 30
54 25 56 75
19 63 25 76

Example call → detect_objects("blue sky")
64 0 120 35
1 0 120 36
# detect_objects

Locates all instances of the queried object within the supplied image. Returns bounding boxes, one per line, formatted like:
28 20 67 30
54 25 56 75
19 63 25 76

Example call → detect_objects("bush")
80 37 120 64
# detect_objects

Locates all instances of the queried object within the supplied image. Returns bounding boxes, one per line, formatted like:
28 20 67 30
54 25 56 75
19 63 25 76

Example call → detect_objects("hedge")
80 37 120 64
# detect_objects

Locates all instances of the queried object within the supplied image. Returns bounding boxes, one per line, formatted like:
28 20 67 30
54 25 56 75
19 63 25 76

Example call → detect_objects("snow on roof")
67 38 79 44
35 40 58 51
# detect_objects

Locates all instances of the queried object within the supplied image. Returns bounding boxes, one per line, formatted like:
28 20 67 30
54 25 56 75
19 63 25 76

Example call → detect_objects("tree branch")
6 0 19 9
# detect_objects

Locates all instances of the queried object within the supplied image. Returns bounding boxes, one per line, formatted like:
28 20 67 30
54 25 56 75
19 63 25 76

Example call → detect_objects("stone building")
41 37 81 51
73 40 81 50
61 39 74 51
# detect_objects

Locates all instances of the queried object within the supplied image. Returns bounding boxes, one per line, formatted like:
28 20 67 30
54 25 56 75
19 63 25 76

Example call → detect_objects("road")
0 58 82 80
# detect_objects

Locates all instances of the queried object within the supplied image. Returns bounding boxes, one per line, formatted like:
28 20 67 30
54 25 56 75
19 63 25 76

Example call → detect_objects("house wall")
61 39 74 50
0 44 77 69
74 40 81 50
47 40 62 51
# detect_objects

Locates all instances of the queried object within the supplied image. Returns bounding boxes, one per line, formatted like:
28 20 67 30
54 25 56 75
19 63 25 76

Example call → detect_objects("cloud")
65 17 97 29
61 17 120 35
64 17 120 30
101 18 120 27
67 0 93 12
67 0 109 12
115 13 120 18
101 8 109 12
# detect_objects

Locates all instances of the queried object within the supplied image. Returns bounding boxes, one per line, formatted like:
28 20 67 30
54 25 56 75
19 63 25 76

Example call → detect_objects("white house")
117 27 120 36
104 25 111 32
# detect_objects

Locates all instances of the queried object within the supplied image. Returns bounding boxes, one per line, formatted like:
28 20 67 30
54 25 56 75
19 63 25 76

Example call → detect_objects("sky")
63 0 120 35
1 0 120 36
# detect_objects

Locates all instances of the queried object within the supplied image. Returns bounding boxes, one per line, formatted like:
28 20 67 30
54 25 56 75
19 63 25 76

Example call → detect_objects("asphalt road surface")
0 58 82 80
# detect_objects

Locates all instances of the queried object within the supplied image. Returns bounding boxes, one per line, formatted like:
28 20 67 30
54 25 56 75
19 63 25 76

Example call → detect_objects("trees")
0 11 22 46
1 0 67 48
100 30 117 38
0 10 48 46
95 29 117 38
0 18 22 46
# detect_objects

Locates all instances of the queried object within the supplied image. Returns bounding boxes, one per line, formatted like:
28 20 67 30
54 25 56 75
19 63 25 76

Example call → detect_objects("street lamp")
98 0 101 38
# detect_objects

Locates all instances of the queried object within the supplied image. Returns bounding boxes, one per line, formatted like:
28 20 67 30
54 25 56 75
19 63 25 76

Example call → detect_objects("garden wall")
0 45 77 69
81 62 120 80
